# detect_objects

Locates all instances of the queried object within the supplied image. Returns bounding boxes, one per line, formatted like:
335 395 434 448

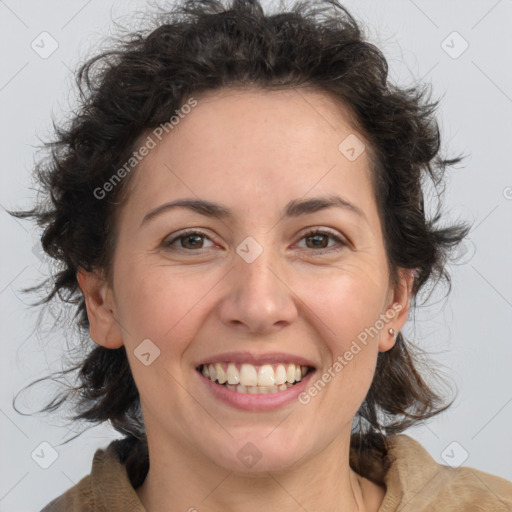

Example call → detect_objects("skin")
78 87 414 512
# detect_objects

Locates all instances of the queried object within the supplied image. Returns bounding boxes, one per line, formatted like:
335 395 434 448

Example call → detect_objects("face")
80 87 412 474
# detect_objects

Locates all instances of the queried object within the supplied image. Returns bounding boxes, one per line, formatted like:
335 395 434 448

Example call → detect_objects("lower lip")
197 369 316 411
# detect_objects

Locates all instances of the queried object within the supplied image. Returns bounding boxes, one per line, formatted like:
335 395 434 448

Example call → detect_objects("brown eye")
163 230 215 251
305 232 330 249
296 228 347 253
180 233 205 249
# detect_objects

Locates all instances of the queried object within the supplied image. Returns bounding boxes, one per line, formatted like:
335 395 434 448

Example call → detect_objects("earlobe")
378 269 415 352
77 268 124 349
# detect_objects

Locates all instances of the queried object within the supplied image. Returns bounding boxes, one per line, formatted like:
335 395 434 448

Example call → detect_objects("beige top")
40 434 512 511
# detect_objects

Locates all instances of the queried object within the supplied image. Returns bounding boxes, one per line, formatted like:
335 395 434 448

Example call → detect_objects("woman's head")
78 84 415 473
15 0 469 478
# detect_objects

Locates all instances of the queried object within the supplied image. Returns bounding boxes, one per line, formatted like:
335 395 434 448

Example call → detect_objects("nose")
217 247 298 335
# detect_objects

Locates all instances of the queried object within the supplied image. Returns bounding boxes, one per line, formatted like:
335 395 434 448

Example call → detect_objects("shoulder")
40 474 93 512
379 434 512 511
39 436 147 512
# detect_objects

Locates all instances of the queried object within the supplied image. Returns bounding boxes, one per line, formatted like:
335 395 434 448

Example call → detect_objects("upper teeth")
201 362 308 387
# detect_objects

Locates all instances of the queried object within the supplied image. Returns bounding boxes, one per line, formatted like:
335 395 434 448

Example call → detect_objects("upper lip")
195 351 317 368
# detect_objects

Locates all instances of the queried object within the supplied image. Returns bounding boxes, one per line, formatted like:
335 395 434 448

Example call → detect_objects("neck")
136 426 383 512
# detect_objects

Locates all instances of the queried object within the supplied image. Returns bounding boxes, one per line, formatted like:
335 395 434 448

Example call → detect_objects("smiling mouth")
198 362 313 394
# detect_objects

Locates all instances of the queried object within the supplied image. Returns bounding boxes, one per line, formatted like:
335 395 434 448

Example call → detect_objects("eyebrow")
140 195 367 227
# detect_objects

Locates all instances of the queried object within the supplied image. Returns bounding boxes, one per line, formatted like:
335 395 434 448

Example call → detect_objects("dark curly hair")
11 0 471 483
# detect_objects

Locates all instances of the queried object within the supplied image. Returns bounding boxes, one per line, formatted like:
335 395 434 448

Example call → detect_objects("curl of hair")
11 0 470 482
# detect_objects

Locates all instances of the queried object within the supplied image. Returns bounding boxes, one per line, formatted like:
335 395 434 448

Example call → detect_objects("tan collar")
84 434 511 511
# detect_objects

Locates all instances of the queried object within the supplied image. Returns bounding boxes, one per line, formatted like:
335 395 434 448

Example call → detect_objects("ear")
77 268 124 349
378 268 415 352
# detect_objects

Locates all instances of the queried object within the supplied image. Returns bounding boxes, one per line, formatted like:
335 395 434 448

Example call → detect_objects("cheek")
304 263 388 340
113 260 211 353
296 265 386 397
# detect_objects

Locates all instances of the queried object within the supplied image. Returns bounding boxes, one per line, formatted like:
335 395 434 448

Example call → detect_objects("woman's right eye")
162 230 216 252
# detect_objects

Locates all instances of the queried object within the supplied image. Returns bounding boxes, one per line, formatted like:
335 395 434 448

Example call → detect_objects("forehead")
123 87 377 223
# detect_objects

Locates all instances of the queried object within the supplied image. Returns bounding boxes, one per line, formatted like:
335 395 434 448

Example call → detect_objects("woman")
13 0 512 510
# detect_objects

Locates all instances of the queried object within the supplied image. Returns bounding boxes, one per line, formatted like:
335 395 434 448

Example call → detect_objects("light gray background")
1 0 511 510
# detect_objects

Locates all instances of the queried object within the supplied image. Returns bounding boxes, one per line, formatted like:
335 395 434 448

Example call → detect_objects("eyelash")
162 228 348 255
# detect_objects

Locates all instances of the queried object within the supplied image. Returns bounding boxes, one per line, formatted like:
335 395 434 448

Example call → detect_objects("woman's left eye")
295 228 347 253
162 228 346 254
